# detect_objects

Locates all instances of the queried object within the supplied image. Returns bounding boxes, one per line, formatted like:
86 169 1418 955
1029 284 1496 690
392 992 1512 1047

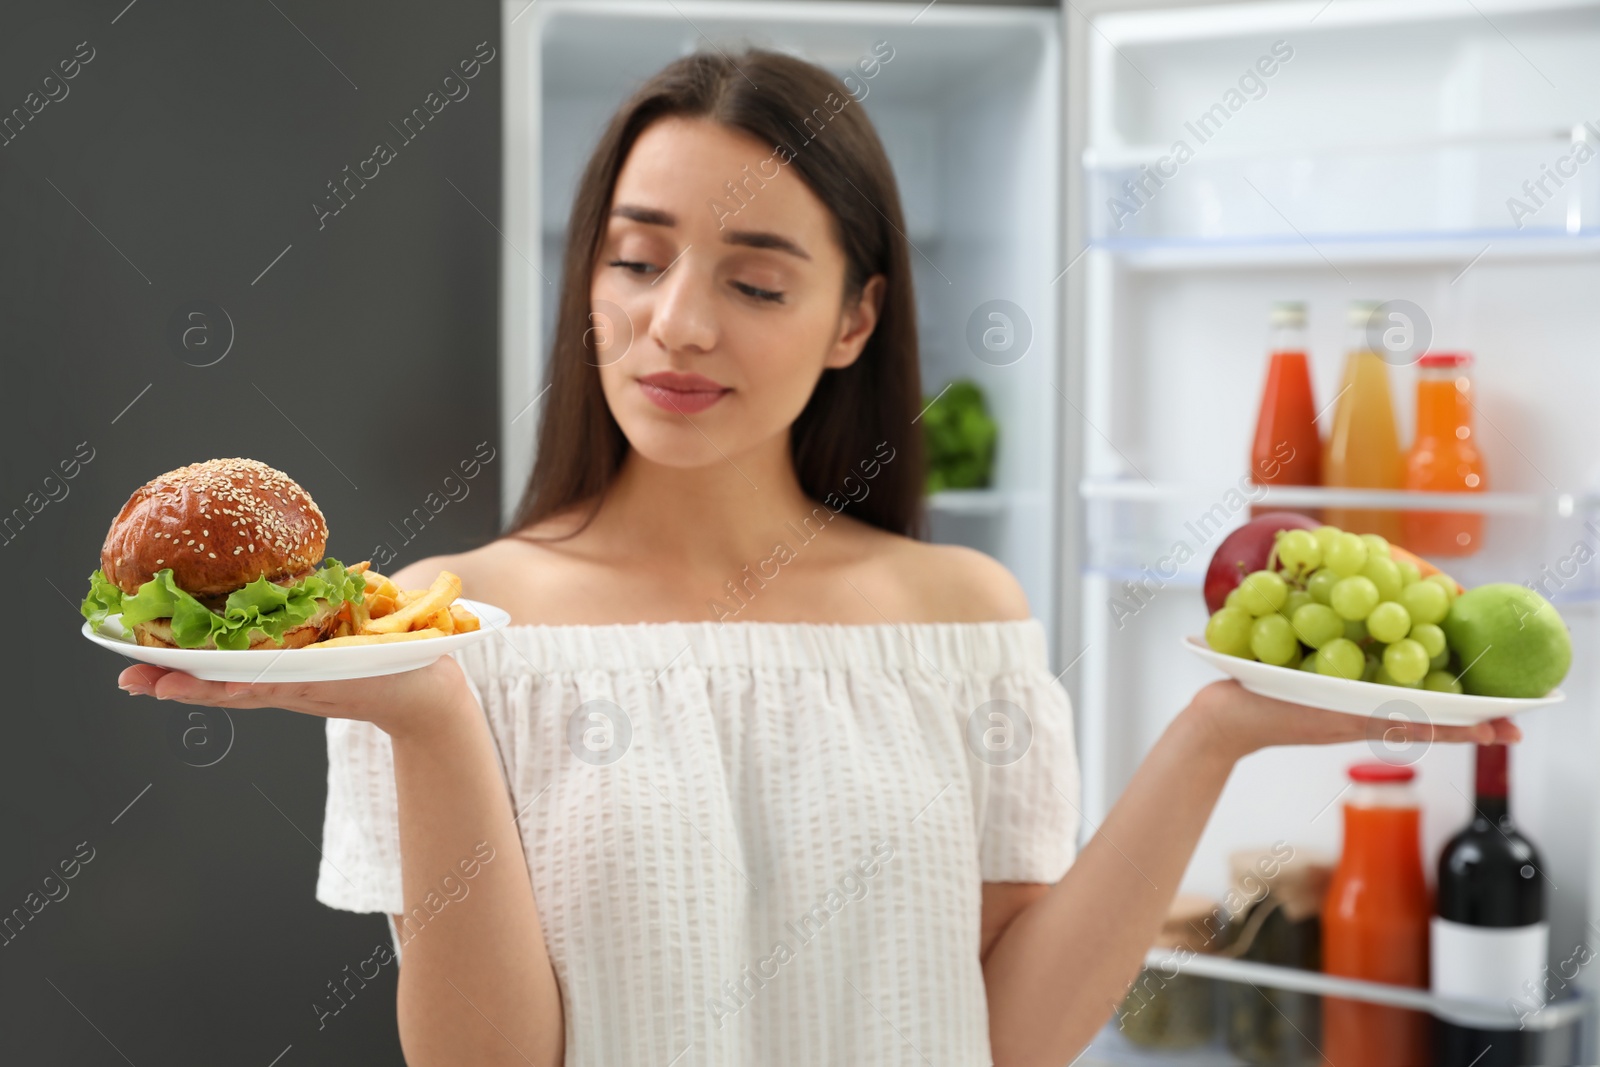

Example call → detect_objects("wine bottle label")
1431 917 1548 1027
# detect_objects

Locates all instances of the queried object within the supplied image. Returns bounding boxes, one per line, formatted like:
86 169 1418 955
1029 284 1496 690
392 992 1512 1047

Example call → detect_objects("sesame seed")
132 458 327 575
208 552 216 558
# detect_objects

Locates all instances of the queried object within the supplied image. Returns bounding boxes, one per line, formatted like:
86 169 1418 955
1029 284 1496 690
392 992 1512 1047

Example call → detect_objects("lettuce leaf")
81 559 366 650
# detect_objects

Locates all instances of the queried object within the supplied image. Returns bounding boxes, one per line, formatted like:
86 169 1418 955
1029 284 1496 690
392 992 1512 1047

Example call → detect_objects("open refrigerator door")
1068 0 1600 1062
505 0 1600 1061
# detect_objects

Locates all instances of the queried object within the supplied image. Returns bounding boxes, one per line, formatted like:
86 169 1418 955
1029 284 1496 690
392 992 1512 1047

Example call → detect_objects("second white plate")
82 598 511 682
1183 635 1565 726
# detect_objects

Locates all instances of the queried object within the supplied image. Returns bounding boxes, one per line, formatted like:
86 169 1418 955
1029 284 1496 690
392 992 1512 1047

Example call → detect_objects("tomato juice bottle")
1322 761 1432 1067
1250 301 1322 519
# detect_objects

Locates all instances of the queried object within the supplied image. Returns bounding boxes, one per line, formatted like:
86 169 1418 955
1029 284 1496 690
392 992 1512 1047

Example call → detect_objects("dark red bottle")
1432 745 1547 1065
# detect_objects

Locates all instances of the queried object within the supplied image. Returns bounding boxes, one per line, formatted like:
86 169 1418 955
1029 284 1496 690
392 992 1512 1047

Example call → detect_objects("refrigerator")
501 0 1600 1061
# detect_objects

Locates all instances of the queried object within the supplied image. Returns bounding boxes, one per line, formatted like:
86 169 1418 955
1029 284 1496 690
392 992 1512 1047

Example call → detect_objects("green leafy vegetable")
81 559 366 650
922 378 998 493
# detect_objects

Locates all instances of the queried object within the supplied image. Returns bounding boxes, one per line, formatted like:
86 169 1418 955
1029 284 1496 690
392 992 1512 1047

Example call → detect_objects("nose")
645 248 717 356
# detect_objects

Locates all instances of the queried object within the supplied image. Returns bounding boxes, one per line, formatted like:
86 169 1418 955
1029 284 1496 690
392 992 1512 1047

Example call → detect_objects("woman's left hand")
1189 678 1522 763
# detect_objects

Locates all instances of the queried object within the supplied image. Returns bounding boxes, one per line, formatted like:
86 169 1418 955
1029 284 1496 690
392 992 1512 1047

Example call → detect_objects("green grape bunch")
1203 523 1466 694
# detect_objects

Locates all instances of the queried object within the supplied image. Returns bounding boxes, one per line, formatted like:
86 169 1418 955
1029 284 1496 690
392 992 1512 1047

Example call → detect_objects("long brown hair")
507 48 927 542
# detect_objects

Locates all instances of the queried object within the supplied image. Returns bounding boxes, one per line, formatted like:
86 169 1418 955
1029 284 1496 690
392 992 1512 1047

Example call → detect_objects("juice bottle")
1323 300 1404 542
1403 352 1485 556
1322 762 1431 1067
1249 301 1322 519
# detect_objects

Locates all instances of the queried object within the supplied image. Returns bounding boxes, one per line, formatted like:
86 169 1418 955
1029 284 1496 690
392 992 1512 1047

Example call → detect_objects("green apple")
1441 583 1571 698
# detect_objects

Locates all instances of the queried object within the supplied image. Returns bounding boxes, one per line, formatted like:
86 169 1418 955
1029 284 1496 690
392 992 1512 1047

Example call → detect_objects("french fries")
363 571 400 600
311 627 447 648
311 562 479 647
363 571 464 635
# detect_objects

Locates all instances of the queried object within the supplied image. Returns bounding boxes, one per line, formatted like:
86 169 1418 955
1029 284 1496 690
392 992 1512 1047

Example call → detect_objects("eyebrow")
609 203 811 261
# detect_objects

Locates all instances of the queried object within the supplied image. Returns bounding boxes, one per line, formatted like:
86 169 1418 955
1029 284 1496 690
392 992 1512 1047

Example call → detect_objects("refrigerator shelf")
1079 479 1596 516
1084 127 1585 172
927 488 1008 517
1144 948 1595 1033
1094 0 1594 46
1087 230 1600 272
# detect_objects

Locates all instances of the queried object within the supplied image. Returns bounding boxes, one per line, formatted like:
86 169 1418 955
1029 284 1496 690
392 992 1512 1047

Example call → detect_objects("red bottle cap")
1417 351 1473 369
1347 761 1416 783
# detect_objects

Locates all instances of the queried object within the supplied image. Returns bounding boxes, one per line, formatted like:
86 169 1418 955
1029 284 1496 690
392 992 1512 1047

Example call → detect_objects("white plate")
1183 635 1565 726
82 598 511 682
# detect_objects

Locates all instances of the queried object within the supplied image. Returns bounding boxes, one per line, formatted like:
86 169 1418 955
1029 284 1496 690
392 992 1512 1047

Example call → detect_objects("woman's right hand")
1188 678 1522 764
115 653 476 740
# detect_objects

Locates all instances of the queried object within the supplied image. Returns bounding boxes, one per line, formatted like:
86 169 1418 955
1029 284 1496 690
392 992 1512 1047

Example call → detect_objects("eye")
608 259 656 276
733 281 785 304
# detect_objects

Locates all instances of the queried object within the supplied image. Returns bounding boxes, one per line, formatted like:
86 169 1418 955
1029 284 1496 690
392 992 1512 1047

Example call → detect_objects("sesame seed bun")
100 458 329 598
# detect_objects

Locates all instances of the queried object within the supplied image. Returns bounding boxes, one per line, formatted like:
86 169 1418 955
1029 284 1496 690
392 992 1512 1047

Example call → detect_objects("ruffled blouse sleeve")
315 714 405 915
969 625 1083 884
314 661 491 916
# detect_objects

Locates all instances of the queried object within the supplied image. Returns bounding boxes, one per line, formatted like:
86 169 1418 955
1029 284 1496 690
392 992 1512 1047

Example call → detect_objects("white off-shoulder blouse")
316 618 1081 1066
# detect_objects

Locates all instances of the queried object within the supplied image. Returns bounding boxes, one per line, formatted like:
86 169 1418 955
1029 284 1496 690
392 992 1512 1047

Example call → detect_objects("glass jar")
1219 847 1332 1066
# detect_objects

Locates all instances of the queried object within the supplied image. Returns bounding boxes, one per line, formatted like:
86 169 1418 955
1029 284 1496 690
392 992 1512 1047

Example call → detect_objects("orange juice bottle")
1322 762 1432 1067
1323 301 1404 541
1403 353 1485 556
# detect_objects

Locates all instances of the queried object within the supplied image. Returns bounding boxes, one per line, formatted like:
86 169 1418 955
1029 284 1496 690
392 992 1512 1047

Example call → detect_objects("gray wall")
0 1 501 1062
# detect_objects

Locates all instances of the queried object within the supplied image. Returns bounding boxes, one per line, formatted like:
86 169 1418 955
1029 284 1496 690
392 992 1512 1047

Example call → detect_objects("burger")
79 458 366 650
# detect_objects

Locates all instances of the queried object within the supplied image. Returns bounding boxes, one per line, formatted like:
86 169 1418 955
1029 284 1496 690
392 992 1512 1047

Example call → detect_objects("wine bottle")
1433 745 1548 1066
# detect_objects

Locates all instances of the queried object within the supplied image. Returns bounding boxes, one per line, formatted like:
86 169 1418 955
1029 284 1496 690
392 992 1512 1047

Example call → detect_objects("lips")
638 372 730 414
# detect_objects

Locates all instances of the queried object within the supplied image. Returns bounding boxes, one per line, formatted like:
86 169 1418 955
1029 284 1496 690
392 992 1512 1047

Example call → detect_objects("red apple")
1203 512 1321 614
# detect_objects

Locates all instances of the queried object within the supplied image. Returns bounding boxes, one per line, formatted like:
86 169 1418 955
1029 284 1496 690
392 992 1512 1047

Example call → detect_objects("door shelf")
1080 479 1598 517
1084 129 1584 172
1090 231 1600 272
926 488 1048 517
927 488 1007 516
1147 949 1594 1034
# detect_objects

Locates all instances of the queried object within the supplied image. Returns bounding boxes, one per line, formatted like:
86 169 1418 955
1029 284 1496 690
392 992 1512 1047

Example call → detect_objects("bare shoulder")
846 523 1031 623
383 540 517 603
378 510 591 623
906 540 1032 622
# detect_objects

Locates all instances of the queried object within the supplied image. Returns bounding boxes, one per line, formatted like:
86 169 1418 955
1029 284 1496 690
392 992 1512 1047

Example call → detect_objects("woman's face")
590 115 883 470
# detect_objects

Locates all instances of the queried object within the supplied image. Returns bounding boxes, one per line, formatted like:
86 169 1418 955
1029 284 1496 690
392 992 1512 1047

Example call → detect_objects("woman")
116 50 1518 1067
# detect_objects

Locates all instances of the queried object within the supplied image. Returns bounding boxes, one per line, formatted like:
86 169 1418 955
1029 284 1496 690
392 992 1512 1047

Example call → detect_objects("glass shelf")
1079 479 1597 517
1083 129 1580 171
1089 229 1600 271
1147 949 1594 1034
928 488 1009 516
